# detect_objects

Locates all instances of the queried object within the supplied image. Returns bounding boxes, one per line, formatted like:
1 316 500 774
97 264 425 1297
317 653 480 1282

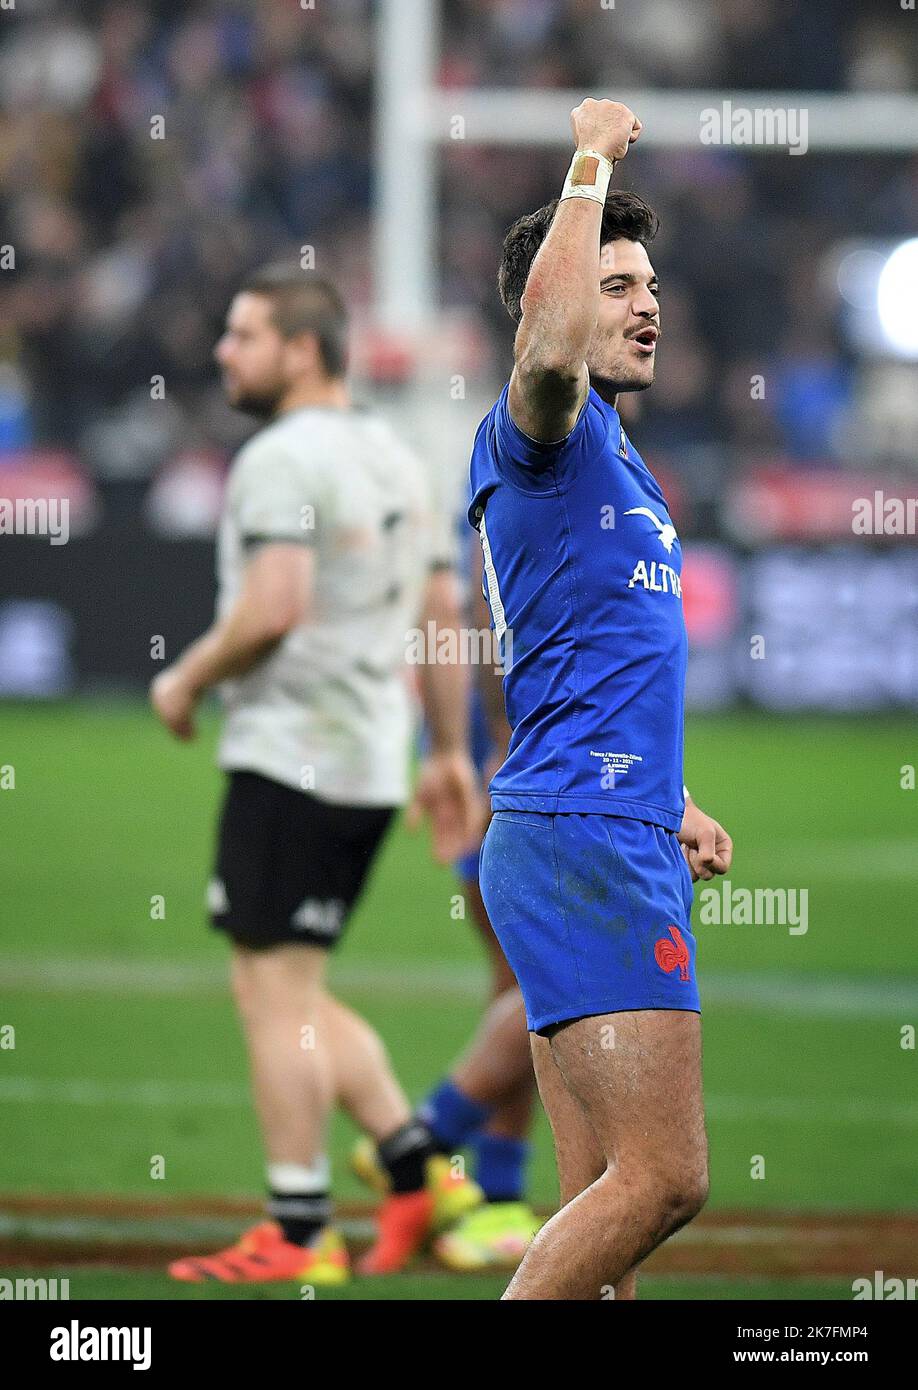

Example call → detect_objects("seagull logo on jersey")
624 507 678 554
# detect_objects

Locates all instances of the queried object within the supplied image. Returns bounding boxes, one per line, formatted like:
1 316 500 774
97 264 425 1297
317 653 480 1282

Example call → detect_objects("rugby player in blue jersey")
468 99 733 1300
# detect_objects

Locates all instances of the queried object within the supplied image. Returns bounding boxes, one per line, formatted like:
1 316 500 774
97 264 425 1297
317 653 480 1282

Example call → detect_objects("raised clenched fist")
570 99 642 162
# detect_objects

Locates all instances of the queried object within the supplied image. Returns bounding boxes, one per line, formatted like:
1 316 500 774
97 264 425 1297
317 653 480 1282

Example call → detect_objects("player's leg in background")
233 944 422 1174
365 868 534 1176
233 941 467 1277
169 940 351 1284
348 865 540 1270
444 873 535 1150
321 992 412 1141
503 1010 708 1300
453 873 535 1190
231 942 334 1176
320 989 465 1275
529 1030 638 1300
427 873 543 1268
230 942 340 1251
416 624 538 1188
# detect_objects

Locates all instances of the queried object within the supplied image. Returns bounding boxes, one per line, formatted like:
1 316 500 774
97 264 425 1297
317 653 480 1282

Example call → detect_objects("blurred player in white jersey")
151 266 481 1283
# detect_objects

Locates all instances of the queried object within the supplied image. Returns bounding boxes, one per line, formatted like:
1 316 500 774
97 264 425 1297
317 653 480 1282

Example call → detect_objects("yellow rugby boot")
435 1200 542 1271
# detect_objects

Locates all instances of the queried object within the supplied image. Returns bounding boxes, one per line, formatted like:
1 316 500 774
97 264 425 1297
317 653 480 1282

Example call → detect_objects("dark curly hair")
497 190 660 324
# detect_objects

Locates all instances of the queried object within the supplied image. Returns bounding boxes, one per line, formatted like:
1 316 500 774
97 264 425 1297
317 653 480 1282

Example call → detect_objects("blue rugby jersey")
467 382 687 831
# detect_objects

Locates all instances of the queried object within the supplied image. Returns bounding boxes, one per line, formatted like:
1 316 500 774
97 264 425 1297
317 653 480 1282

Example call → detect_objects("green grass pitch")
0 701 915 1299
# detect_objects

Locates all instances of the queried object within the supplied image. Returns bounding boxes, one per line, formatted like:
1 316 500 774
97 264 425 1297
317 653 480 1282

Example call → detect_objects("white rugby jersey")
215 403 448 806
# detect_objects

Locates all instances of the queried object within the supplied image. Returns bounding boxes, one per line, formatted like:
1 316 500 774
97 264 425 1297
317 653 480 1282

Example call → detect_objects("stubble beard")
227 382 285 420
589 356 655 395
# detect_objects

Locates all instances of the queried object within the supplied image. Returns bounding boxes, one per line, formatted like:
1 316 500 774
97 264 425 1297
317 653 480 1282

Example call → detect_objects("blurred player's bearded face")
585 238 660 394
215 292 306 418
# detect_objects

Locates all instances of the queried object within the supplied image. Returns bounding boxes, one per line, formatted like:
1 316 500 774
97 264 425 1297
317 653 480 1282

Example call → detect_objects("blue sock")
417 1079 491 1151
471 1132 529 1203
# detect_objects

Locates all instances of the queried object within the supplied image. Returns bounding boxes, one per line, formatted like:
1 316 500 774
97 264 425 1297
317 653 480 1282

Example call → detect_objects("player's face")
586 239 660 393
215 293 289 417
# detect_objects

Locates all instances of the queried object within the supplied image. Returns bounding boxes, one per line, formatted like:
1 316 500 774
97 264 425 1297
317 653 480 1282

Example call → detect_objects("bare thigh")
548 1009 707 1185
530 1026 646 1300
530 1030 604 1205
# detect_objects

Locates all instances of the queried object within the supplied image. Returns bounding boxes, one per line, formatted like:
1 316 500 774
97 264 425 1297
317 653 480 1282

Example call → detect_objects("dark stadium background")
0 0 916 1303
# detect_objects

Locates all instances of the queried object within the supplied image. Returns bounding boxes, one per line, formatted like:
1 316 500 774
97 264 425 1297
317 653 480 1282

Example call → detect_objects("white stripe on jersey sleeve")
478 509 507 643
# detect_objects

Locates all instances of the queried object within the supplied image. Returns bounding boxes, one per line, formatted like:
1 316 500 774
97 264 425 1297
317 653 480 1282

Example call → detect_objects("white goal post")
375 0 918 334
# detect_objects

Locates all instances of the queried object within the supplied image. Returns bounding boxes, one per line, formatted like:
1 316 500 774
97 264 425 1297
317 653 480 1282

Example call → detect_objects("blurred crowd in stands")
1 0 917 535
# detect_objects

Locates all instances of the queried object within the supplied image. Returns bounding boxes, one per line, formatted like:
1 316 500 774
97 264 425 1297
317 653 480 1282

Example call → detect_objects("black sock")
377 1119 437 1193
267 1190 332 1247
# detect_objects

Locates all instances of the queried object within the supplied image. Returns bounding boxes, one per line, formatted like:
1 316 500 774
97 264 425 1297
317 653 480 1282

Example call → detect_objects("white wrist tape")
560 148 615 205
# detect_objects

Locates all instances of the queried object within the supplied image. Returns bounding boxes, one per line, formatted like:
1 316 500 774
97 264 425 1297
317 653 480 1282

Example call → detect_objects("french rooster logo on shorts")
654 924 691 982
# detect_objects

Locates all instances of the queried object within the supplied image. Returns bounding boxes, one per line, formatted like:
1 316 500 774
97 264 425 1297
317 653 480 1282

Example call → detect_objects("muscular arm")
508 198 599 444
176 543 312 688
408 565 479 863
508 99 641 444
150 543 313 737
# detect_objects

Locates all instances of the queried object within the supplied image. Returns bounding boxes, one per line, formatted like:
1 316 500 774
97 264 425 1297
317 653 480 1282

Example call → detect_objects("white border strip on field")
1 955 917 1019
0 1075 914 1126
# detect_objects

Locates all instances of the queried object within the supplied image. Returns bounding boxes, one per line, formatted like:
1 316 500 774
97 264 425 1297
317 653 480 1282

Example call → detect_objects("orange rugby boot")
168 1221 349 1285
357 1154 483 1274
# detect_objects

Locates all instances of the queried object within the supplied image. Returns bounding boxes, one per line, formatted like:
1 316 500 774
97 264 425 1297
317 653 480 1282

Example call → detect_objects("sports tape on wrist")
560 148 615 205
